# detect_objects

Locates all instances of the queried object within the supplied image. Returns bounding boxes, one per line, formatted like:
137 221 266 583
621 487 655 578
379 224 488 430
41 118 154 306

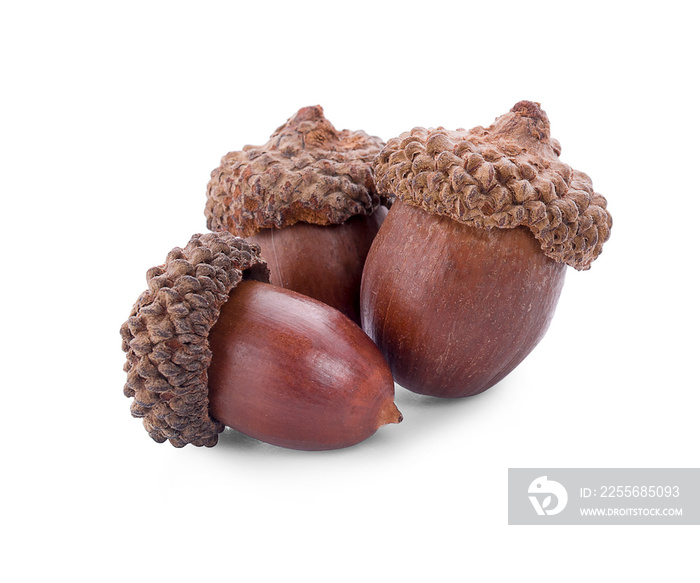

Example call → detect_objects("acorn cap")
120 232 269 447
373 101 612 270
205 105 386 237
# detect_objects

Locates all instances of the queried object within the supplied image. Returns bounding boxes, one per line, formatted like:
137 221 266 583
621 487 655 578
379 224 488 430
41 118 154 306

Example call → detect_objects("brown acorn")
205 105 388 325
361 101 613 398
121 232 401 450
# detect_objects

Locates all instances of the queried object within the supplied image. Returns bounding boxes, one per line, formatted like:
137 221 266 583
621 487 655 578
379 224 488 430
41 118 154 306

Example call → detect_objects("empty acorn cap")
373 101 612 270
205 105 386 237
120 232 270 447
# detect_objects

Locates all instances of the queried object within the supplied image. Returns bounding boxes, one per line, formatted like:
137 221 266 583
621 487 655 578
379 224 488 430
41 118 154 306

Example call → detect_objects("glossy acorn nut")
121 232 401 450
362 201 566 398
207 279 400 450
362 101 613 398
205 105 388 325
247 207 387 326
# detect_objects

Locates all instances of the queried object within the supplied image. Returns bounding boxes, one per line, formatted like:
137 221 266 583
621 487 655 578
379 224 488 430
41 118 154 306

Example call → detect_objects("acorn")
361 101 613 398
120 232 401 450
205 105 388 325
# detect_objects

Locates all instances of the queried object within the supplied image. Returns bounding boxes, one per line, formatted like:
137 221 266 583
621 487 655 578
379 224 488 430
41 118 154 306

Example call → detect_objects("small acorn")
205 105 388 325
121 232 401 450
361 101 613 398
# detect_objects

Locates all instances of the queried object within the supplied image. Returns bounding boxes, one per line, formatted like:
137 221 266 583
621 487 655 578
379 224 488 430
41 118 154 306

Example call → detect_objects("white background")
2 1 698 581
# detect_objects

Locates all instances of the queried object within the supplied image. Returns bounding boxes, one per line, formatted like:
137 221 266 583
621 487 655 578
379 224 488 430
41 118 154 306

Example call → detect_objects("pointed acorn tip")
379 401 403 426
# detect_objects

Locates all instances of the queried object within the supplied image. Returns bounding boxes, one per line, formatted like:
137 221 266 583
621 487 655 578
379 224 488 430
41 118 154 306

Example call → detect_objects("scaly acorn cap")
205 105 386 237
373 101 612 270
120 232 269 447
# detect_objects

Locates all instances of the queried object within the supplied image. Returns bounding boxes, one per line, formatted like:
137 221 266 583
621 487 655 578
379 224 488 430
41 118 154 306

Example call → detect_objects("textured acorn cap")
120 232 269 447
205 105 386 237
373 101 612 270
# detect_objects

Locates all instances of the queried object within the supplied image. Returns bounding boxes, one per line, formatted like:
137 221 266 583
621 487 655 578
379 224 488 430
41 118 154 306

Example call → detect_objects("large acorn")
361 101 612 398
120 232 401 450
205 105 388 325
